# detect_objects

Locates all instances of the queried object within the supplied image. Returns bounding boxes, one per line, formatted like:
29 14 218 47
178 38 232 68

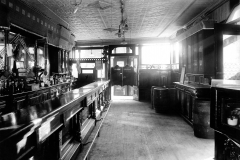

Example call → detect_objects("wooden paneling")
182 39 187 69
176 29 214 84
202 30 215 77
211 1 230 23
192 33 198 73
0 0 73 47
198 31 204 73
187 36 192 73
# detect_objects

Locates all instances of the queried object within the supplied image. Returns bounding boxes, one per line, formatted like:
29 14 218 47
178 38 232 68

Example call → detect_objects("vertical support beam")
139 45 142 65
44 41 49 77
64 50 66 73
34 41 38 67
66 51 69 73
108 50 111 100
4 29 9 71
58 49 61 73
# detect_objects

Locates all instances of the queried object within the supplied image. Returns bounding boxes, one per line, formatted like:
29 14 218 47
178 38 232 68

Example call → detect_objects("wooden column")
4 29 9 70
44 42 49 76
34 41 38 67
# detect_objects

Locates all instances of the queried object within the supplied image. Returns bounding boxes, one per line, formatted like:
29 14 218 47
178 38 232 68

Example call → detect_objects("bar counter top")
0 80 110 143
174 82 210 89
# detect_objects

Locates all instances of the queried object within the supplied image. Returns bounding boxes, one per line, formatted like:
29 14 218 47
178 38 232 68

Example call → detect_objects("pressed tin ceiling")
19 0 223 46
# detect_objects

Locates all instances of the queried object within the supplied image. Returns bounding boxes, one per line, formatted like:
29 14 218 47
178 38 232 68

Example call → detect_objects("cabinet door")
185 93 191 118
187 36 192 73
193 33 198 73
179 41 183 71
198 31 204 74
203 30 214 76
180 90 185 115
182 39 187 70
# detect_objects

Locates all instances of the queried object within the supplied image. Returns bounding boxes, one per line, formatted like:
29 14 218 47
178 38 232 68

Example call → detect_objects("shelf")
77 102 111 160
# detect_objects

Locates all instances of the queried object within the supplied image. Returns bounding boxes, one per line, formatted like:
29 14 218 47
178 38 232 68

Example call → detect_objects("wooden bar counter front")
0 80 110 160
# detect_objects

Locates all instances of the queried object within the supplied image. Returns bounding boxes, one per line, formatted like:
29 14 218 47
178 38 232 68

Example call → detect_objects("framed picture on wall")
180 67 185 84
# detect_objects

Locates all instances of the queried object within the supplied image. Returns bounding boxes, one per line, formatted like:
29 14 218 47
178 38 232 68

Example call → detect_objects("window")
37 47 45 69
28 47 35 69
223 34 240 79
0 44 4 51
227 4 240 23
114 47 132 54
80 63 95 68
141 43 170 64
117 61 124 67
72 63 78 78
135 46 139 55
82 70 93 74
80 49 102 58
173 42 180 63
97 63 105 78
75 50 80 58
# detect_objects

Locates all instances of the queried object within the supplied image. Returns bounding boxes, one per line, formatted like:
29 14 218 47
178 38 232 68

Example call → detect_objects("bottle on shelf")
14 79 19 94
9 79 14 95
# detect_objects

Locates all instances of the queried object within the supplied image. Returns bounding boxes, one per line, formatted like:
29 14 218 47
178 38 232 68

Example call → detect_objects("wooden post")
44 42 48 72
4 29 9 70
34 41 38 67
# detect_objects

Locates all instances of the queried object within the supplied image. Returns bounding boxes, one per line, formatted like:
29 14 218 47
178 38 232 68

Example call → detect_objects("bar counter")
174 82 214 139
0 80 110 160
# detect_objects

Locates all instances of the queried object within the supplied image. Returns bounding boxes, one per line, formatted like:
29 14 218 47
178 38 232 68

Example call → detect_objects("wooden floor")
87 99 214 160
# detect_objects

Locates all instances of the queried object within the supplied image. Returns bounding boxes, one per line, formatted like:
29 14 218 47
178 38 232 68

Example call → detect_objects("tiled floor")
88 99 214 160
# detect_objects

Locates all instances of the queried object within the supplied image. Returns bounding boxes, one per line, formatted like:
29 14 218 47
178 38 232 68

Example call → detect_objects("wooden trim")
75 47 104 50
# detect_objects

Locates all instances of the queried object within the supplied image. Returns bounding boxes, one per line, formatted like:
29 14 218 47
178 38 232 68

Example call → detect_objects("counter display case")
174 81 211 124
211 80 240 159
174 79 214 139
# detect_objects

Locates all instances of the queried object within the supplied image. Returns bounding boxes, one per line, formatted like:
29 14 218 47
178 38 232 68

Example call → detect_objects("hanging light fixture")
70 0 83 14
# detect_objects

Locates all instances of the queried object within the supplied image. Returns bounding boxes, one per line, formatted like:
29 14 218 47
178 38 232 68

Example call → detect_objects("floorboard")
86 99 214 160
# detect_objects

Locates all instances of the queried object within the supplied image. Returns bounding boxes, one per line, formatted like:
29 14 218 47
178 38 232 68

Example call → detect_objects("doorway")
110 56 138 99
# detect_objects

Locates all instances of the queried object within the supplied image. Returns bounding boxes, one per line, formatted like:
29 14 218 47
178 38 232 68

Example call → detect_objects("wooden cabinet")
192 33 198 73
186 36 192 73
198 30 215 76
211 80 240 159
174 82 210 125
178 29 214 81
